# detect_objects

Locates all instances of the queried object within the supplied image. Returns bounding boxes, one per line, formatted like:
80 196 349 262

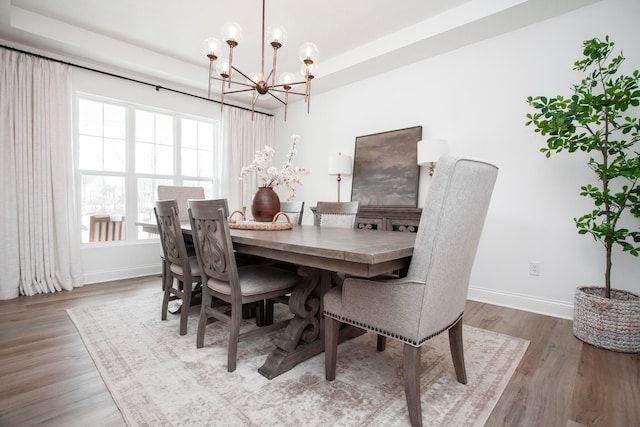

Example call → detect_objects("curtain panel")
0 48 83 299
221 107 275 213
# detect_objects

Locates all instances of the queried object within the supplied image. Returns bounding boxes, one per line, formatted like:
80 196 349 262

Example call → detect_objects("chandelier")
203 0 319 120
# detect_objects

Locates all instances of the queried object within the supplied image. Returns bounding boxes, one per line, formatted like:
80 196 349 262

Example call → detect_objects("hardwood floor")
0 276 638 426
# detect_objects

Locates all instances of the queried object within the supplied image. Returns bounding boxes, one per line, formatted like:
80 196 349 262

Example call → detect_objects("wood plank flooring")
0 276 638 426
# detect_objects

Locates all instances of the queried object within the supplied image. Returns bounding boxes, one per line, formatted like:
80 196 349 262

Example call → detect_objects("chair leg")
196 292 211 349
161 275 173 321
324 316 340 381
265 299 275 326
255 301 266 327
448 316 468 384
403 344 422 427
179 281 191 336
227 304 242 372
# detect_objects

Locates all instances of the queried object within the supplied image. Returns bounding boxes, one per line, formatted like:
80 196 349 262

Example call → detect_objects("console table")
310 206 422 232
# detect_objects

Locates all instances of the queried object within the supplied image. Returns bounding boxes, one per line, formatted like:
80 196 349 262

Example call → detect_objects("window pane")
197 122 213 149
198 152 214 178
136 110 154 143
156 144 173 175
180 118 216 180
155 114 173 146
103 104 126 139
181 148 198 176
78 99 103 136
136 142 154 174
184 179 215 199
136 177 173 239
104 138 126 172
182 119 197 148
78 135 103 170
80 174 126 243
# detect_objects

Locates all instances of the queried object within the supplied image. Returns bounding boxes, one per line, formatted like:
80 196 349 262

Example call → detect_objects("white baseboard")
467 286 574 320
82 264 161 285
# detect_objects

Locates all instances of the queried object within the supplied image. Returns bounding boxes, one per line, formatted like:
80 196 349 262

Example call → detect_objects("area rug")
67 293 529 426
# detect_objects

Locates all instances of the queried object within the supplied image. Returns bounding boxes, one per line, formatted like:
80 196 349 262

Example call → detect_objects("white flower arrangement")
240 134 310 201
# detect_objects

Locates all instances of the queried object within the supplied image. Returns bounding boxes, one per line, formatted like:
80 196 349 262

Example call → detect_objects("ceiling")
0 0 600 111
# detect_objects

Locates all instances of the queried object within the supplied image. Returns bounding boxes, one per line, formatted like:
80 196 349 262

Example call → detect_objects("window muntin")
76 96 221 243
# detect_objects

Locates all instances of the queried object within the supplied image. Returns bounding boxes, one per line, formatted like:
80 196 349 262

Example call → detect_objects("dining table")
141 221 417 379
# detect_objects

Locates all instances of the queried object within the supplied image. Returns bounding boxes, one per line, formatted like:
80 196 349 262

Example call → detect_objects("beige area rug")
67 293 529 426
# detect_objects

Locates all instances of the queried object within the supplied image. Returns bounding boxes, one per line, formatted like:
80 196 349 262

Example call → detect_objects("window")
77 96 221 243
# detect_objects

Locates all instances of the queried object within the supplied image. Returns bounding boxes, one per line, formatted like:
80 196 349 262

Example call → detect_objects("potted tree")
525 36 640 352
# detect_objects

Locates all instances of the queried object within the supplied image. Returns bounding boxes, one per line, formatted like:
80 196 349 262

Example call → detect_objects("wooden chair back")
89 215 125 242
278 201 305 225
314 201 359 228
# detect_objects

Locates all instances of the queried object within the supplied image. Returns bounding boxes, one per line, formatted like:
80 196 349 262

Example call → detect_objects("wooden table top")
140 222 416 277
230 225 416 278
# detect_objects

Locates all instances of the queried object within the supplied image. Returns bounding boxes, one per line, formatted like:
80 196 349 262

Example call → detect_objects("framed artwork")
350 126 422 207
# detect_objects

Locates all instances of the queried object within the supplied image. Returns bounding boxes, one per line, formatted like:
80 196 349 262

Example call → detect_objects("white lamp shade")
328 154 352 175
417 139 449 165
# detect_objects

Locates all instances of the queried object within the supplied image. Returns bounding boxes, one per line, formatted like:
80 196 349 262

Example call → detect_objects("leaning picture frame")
350 126 422 207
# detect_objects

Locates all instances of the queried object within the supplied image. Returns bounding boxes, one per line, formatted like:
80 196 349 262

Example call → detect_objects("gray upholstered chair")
277 201 305 225
154 200 202 336
188 198 301 372
313 201 359 228
323 156 498 427
157 185 205 221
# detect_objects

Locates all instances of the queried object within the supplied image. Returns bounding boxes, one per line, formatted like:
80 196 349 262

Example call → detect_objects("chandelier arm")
224 88 257 95
230 66 256 83
267 91 287 106
209 76 254 89
264 68 274 86
271 80 307 89
269 88 305 96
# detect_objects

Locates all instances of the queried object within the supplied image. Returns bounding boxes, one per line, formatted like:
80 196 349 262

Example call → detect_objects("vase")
251 187 281 222
573 286 640 353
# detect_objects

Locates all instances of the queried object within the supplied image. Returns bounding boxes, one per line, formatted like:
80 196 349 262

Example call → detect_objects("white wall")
273 0 640 319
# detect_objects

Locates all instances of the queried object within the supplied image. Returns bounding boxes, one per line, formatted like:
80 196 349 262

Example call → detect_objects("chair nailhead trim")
323 311 463 346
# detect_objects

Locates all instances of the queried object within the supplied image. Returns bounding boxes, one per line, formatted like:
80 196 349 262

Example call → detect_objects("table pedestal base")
258 268 364 379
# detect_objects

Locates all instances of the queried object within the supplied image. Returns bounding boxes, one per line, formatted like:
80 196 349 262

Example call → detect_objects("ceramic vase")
251 187 280 222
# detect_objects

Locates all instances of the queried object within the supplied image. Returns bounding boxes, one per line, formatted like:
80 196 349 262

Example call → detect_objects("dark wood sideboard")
310 206 422 233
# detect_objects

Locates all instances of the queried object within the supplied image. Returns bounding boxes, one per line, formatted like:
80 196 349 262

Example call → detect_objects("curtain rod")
1 44 274 118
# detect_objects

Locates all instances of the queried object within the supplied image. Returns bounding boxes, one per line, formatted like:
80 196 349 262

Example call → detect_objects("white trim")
468 286 574 320
83 264 161 285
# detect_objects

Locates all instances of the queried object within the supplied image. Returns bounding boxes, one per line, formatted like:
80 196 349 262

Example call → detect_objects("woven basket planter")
573 286 640 353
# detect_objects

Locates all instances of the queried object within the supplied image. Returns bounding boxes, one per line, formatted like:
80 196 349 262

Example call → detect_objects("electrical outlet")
529 261 541 276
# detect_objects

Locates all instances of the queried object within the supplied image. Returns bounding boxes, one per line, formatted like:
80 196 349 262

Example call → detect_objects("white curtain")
0 48 83 299
221 106 275 213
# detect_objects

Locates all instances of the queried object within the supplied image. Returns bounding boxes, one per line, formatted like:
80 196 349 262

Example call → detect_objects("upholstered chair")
323 156 499 427
188 199 301 372
313 201 359 228
154 200 202 336
157 185 205 221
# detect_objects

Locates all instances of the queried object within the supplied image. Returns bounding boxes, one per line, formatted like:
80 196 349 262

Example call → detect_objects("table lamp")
328 153 353 202
417 139 449 177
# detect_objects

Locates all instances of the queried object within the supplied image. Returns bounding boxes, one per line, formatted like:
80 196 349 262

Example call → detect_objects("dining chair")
313 201 359 228
277 201 305 225
89 214 125 242
323 156 499 427
188 198 301 372
157 185 205 221
154 199 202 336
